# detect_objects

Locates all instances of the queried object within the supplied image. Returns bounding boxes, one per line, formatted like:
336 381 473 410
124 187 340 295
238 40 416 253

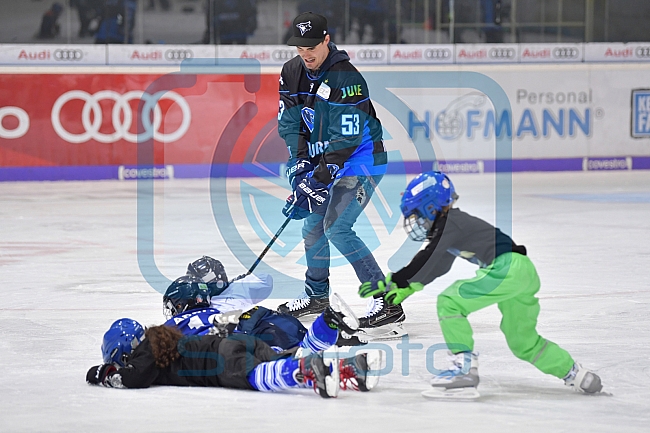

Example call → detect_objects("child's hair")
145 325 184 368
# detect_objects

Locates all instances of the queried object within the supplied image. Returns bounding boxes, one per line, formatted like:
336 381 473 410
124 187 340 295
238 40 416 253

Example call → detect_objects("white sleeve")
209 273 273 312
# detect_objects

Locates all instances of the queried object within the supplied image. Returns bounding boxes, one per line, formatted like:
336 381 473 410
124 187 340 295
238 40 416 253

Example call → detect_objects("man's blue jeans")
301 174 385 298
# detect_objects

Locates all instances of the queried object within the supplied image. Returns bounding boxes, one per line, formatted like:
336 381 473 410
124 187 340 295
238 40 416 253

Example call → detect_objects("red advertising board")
0 73 284 173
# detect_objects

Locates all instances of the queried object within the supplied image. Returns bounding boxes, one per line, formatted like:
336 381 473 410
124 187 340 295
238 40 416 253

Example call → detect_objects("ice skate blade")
577 390 613 397
356 323 407 341
421 387 480 400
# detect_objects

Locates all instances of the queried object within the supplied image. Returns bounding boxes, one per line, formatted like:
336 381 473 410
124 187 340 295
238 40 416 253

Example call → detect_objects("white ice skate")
299 347 340 399
563 363 603 394
339 349 383 392
329 292 360 337
422 351 480 400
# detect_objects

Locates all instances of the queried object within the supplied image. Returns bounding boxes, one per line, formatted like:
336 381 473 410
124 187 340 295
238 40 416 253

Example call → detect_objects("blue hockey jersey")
164 308 222 336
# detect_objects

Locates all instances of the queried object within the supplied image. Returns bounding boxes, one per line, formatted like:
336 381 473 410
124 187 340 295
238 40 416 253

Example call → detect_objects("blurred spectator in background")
350 0 388 43
71 0 103 37
147 0 171 11
203 0 257 44
95 0 137 44
482 0 506 42
37 2 63 39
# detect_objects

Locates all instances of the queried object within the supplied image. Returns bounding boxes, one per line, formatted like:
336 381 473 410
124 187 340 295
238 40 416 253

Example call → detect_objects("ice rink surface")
1 171 649 433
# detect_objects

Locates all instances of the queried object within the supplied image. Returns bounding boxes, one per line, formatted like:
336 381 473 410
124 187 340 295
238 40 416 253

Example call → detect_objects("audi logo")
357 49 385 60
552 47 579 59
165 49 193 61
51 90 191 144
272 50 296 61
54 49 83 61
424 48 451 60
489 48 515 59
0 106 29 139
635 47 650 58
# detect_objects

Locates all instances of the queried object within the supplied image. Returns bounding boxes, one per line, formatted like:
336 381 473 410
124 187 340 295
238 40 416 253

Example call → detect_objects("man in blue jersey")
277 12 405 339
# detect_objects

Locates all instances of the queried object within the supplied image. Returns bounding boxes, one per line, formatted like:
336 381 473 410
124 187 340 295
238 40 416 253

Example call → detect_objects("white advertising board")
388 44 454 64
338 45 389 65
584 42 650 62
216 45 297 65
519 43 583 63
454 44 519 64
107 45 216 65
0 44 106 65
378 63 650 166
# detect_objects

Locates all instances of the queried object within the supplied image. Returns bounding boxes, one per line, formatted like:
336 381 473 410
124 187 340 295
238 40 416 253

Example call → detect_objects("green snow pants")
437 252 574 379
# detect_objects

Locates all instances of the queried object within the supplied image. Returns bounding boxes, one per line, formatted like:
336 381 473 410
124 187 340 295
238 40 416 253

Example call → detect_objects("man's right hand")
286 159 314 188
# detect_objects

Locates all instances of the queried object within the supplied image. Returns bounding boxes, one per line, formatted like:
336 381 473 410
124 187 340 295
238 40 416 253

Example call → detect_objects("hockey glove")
286 159 314 188
86 363 117 386
385 281 425 305
358 274 396 299
282 194 312 220
282 177 329 220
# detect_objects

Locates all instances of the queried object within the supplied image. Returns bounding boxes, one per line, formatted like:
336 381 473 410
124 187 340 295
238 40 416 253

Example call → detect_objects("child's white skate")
422 351 480 400
563 363 603 394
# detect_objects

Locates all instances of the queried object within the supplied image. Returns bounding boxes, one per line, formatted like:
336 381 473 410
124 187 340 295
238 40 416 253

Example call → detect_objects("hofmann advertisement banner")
1 63 650 181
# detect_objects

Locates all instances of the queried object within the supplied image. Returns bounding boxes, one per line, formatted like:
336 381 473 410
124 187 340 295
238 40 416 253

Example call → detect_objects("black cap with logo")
287 12 328 47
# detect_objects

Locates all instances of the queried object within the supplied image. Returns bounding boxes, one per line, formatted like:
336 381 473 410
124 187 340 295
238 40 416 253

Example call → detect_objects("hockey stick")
228 212 294 284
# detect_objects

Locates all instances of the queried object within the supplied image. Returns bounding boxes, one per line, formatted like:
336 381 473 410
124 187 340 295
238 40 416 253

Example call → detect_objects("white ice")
1 171 649 433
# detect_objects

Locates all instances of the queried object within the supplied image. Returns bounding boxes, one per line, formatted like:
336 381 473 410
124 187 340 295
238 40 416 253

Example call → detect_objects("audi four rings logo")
424 48 451 60
357 49 385 60
553 47 579 59
272 50 296 61
165 49 193 61
635 47 650 58
489 48 515 59
54 49 83 61
51 90 191 143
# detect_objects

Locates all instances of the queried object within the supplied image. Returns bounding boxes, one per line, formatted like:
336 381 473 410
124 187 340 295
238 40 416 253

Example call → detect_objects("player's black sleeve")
99 340 162 389
392 209 528 287
391 213 459 287
278 62 309 164
111 345 161 389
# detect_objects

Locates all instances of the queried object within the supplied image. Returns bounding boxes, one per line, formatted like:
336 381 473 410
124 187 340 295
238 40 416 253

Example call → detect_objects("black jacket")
86 333 287 390
278 42 386 185
392 208 527 287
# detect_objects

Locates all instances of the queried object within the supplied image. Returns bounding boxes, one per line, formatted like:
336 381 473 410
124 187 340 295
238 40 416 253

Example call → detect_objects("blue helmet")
163 276 212 319
101 318 144 367
400 171 457 241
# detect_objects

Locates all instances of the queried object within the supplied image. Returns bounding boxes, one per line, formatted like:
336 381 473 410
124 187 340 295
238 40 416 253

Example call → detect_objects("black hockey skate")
339 350 383 392
356 295 407 341
297 350 340 398
277 293 330 318
335 333 368 347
